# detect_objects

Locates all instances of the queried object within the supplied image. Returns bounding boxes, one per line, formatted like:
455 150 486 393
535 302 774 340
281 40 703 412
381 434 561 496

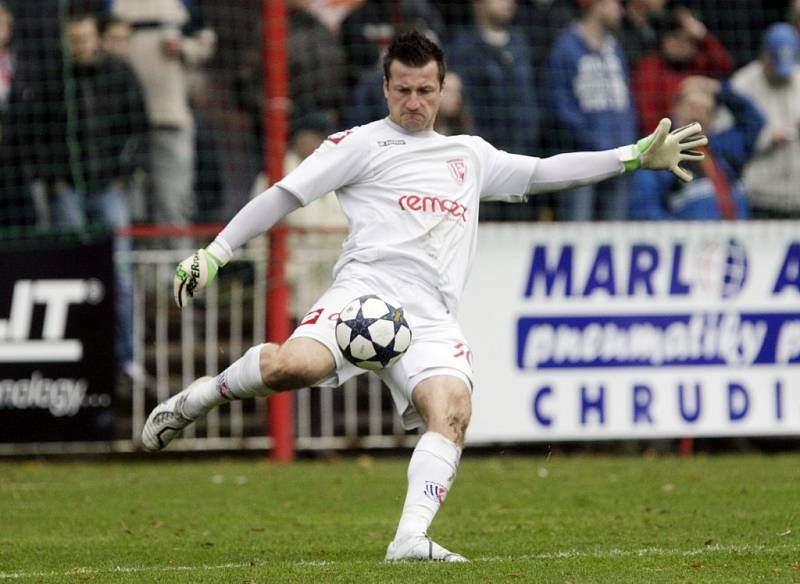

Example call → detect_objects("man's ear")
383 77 389 99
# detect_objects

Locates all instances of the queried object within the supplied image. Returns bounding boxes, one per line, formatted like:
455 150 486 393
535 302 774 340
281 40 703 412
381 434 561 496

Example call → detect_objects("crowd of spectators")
0 0 799 237
281 0 798 223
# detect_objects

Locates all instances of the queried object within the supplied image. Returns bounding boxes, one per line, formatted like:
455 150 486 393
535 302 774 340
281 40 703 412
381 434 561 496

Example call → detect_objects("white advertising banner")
461 222 800 443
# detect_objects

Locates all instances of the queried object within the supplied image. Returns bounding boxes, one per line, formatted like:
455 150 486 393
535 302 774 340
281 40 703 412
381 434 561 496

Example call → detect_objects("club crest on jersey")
447 159 466 185
424 481 448 505
217 373 234 401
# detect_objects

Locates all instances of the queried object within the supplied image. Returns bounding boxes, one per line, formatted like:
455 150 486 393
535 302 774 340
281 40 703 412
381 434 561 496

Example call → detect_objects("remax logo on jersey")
326 129 354 145
447 159 466 185
398 194 469 222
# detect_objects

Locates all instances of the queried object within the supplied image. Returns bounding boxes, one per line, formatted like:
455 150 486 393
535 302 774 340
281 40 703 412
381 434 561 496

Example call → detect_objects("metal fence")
128 233 415 454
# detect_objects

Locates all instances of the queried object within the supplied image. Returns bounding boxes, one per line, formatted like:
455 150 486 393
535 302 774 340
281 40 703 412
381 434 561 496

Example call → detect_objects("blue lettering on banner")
584 245 615 296
632 384 653 424
530 379 788 428
532 386 553 426
524 242 692 298
517 313 800 370
728 382 749 421
679 383 702 422
670 244 691 295
773 243 800 294
524 245 573 297
580 385 605 425
524 239 800 299
629 245 658 295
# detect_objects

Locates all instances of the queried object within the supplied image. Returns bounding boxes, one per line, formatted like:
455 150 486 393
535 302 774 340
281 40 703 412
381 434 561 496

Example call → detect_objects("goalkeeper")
143 31 706 562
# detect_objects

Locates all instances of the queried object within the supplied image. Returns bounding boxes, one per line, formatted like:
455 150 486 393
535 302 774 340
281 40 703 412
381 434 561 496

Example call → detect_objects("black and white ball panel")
335 294 412 371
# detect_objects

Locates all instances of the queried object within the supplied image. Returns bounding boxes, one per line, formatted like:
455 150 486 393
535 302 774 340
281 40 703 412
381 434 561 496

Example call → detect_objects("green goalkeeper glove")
619 118 708 182
174 238 233 308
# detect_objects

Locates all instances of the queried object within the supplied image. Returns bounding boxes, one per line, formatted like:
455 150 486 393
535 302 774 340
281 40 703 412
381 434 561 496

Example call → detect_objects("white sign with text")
461 222 800 443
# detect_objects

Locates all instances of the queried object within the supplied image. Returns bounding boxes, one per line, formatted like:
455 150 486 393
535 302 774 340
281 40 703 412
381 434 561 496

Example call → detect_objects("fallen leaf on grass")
357 454 375 469
689 561 702 569
704 539 713 546
661 483 676 493
66 567 90 574
777 529 792 537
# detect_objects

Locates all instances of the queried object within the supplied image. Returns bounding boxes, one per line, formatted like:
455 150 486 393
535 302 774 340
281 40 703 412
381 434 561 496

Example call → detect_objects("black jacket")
10 53 147 192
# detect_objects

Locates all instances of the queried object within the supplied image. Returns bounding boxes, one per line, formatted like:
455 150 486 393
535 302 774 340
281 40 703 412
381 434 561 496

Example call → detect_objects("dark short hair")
383 30 446 84
653 7 695 42
99 15 129 36
65 10 97 26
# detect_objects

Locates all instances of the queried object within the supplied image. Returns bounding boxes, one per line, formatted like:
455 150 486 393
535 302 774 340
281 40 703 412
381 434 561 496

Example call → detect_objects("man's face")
479 0 516 27
597 0 623 31
102 22 131 58
439 72 464 117
643 0 666 12
0 11 12 49
384 60 443 132
662 31 698 65
673 89 714 130
293 129 325 159
67 18 100 65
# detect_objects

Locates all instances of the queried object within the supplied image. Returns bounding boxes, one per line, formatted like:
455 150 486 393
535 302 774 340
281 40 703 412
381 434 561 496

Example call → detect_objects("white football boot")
385 534 468 562
141 376 213 452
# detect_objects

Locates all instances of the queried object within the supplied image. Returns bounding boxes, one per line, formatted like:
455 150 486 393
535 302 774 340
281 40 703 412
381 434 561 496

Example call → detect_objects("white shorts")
289 266 474 429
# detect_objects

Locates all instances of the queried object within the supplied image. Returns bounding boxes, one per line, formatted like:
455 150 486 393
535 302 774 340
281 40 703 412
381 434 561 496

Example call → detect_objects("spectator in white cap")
731 22 800 218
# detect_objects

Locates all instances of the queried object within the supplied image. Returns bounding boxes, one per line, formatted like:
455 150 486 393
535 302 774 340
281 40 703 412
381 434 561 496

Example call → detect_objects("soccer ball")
335 294 412 370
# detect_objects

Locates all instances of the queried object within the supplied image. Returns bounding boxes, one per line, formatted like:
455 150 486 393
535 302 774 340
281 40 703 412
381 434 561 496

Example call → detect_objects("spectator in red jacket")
632 5 733 133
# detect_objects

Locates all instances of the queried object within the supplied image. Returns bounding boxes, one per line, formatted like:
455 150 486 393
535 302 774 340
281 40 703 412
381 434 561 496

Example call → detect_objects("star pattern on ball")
335 294 412 370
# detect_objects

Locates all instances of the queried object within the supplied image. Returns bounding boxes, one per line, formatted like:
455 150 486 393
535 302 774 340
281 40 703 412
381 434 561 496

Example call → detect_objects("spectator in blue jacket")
547 0 637 221
448 0 539 155
448 0 540 220
629 76 765 220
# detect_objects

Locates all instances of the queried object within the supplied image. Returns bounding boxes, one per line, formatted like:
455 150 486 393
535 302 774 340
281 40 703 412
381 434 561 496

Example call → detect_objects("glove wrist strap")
618 143 643 172
618 134 656 173
206 237 233 268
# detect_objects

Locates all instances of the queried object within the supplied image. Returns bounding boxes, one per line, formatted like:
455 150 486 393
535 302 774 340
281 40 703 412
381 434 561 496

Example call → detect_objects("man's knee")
259 339 335 391
412 376 472 446
441 392 471 443
259 343 308 391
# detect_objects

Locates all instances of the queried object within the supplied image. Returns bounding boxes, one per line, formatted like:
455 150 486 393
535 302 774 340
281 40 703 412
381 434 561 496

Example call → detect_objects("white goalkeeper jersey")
277 118 538 315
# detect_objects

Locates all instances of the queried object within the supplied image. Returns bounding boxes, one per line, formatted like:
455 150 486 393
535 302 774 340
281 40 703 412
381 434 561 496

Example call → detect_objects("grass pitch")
1 453 799 583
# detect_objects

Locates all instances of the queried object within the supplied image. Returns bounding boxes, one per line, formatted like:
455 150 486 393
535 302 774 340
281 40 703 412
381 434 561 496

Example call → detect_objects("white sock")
182 344 273 418
394 432 462 541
